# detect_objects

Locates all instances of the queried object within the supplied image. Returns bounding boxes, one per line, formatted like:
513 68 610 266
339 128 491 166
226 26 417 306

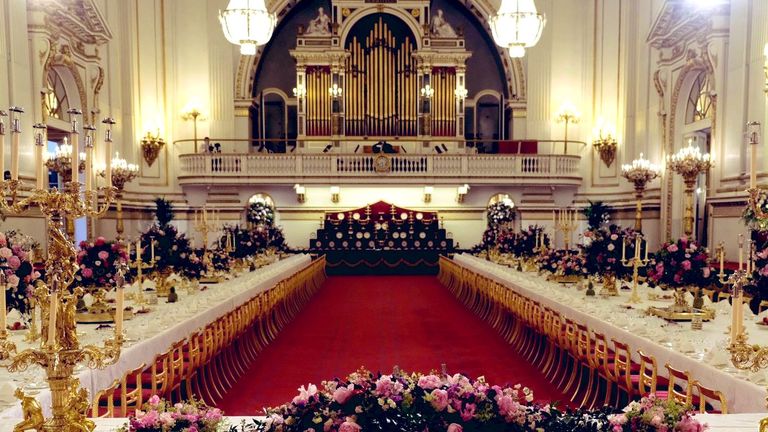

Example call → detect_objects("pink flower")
98 251 110 260
7 275 19 287
703 267 711 278
7 256 20 270
681 260 691 271
148 395 161 406
94 237 106 247
429 389 449 411
291 384 317 406
0 233 6 247
417 374 442 390
339 420 361 432
0 247 12 259
610 234 618 241
82 268 93 278
333 384 355 404
667 244 679 253
447 424 463 432
460 403 477 421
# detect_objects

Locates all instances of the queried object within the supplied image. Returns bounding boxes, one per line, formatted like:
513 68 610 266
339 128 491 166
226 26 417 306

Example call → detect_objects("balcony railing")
177 153 582 186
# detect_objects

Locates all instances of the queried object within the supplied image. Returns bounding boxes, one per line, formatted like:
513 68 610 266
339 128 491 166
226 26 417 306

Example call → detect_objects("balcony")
176 139 584 186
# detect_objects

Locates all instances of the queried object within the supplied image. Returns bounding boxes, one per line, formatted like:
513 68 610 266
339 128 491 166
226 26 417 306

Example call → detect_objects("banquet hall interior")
2 0 768 431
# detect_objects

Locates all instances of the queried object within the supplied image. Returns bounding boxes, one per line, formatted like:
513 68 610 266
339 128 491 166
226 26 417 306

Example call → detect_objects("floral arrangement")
744 231 768 313
608 394 706 432
536 249 588 277
743 189 768 231
247 200 275 227
268 225 287 251
647 236 713 288
513 225 549 258
139 224 195 273
235 369 704 432
178 252 205 280
487 201 516 228
74 237 128 287
581 225 637 278
222 226 269 259
0 230 40 315
207 248 232 273
120 395 225 432
582 200 611 230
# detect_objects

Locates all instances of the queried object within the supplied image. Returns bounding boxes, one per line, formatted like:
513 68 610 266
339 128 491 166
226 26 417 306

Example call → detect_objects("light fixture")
667 141 713 237
424 186 434 203
45 137 86 182
219 0 276 55
420 85 435 99
621 153 661 231
97 152 139 241
555 102 580 152
457 184 469 203
592 119 618 168
330 185 340 203
489 0 546 58
182 101 206 152
140 130 165 167
328 84 343 99
454 85 468 99
294 183 306 203
293 84 307 98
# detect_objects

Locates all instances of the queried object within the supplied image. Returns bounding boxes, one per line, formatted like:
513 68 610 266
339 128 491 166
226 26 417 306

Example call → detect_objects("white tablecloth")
0 414 763 432
454 254 768 413
0 254 311 419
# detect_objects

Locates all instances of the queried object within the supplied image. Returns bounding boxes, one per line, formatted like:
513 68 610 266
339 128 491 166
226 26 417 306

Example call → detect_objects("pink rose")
447 424 463 432
460 403 477 421
681 260 691 271
94 237 106 246
430 389 449 411
333 384 355 404
148 395 161 406
82 268 93 278
291 384 317 406
667 244 679 253
7 256 20 270
417 374 442 390
0 247 11 259
7 275 19 287
98 251 110 260
339 420 361 432
0 233 6 247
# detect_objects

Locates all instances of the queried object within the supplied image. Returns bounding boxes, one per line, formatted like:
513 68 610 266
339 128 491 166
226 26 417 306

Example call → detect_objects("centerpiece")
581 224 637 295
73 237 131 323
0 230 40 322
536 249 587 283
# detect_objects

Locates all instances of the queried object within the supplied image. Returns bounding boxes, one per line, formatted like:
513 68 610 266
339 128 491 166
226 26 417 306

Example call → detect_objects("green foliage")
154 197 174 227
582 200 611 230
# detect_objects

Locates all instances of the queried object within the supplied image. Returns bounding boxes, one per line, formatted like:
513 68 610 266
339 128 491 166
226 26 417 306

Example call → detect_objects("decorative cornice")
28 0 112 46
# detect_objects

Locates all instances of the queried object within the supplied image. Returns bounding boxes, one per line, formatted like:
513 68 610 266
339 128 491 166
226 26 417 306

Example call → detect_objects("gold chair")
116 363 147 417
664 363 693 405
91 379 120 418
692 381 728 414
637 350 668 397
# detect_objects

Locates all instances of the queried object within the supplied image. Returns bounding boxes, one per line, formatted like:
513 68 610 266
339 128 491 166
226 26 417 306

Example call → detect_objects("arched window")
685 71 713 124
43 69 69 120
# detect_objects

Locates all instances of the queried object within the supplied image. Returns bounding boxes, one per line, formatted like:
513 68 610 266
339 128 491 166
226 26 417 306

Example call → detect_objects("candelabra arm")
0 180 38 214
83 186 116 218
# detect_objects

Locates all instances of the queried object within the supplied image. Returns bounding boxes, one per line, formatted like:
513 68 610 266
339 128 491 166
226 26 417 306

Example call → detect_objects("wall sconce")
330 185 340 203
293 84 307 98
454 85 468 99
424 186 434 203
420 84 435 99
140 130 165 167
294 183 306 203
555 101 580 152
456 184 469 203
328 84 343 99
592 119 618 168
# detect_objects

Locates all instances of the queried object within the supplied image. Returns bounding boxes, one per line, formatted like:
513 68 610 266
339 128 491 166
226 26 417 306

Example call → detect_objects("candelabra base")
600 274 619 296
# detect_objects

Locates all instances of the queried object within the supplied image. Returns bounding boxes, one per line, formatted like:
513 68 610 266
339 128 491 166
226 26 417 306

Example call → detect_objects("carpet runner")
216 275 567 414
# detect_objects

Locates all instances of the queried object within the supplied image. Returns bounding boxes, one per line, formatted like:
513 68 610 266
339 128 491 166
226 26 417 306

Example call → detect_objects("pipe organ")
291 4 470 141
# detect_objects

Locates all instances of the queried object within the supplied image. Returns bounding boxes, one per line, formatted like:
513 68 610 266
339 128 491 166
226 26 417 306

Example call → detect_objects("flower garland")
581 225 637 278
647 236 713 288
247 201 275 227
224 369 705 432
74 237 128 287
0 230 40 315
120 395 224 432
487 201 516 228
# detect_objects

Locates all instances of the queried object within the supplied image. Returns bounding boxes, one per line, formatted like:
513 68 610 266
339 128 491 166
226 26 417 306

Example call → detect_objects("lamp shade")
489 0 546 58
219 0 276 55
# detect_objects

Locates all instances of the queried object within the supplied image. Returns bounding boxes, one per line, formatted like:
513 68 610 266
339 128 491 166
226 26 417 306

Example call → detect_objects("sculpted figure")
306 7 331 35
431 9 457 38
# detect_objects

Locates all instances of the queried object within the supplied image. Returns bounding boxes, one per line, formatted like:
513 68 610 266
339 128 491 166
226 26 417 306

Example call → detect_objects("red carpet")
217 275 567 414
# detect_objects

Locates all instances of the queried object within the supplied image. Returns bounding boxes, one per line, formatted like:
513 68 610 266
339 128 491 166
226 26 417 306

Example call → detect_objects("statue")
13 388 44 432
306 7 331 36
431 9 457 38
65 379 96 432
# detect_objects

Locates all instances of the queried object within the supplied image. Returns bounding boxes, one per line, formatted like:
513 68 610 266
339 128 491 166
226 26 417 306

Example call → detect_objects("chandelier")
622 153 661 190
667 142 713 186
219 0 276 55
489 0 546 58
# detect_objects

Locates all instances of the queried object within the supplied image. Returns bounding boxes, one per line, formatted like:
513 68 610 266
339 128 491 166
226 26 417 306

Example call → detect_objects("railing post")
296 154 303 175
461 155 468 175
332 155 338 173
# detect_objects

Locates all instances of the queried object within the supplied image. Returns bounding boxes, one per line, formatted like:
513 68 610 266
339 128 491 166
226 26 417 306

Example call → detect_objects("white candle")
552 210 556 226
136 239 141 261
0 114 6 181
150 240 155 262
738 235 744 271
84 141 93 193
48 289 58 347
751 142 758 189
70 130 79 182
0 275 7 333
115 284 124 338
621 238 626 261
33 124 46 190
10 117 19 181
105 135 113 189
719 244 724 276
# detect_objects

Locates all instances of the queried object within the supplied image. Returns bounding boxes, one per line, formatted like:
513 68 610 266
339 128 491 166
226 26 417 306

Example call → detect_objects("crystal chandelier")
219 0 276 55
489 0 546 58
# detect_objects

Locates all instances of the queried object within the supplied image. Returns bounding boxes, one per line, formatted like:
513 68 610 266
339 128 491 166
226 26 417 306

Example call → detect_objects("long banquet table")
453 253 768 413
0 254 311 419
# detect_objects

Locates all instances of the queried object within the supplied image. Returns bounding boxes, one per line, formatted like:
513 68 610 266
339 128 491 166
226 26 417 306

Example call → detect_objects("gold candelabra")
129 239 154 310
621 234 650 303
552 209 577 250
0 107 122 432
193 206 220 271
621 153 661 232
97 119 138 242
667 141 713 237
556 102 580 154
